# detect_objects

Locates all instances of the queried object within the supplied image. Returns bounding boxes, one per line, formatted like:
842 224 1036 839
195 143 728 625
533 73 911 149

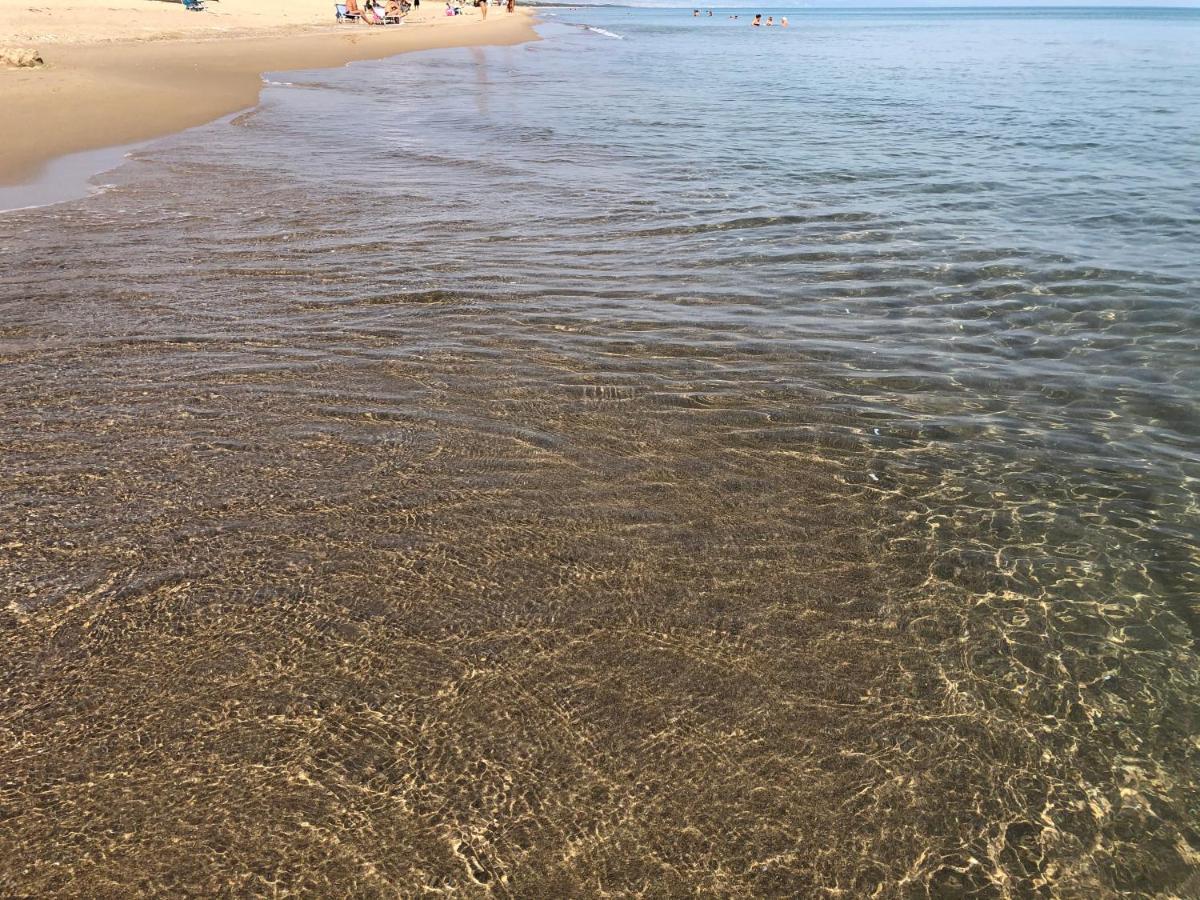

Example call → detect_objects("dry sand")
0 0 536 184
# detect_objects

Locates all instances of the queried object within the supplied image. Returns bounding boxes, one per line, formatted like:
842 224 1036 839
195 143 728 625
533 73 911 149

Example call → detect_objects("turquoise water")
1 6 1198 895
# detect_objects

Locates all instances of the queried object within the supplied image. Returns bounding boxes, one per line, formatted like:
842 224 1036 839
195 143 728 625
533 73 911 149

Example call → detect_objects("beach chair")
382 11 404 23
181 0 206 9
335 2 361 21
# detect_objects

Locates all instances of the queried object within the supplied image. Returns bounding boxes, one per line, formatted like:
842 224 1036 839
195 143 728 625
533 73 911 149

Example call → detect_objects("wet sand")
0 10 536 185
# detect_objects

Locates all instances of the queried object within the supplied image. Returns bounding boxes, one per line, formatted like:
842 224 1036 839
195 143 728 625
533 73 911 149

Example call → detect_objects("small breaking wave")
584 25 624 39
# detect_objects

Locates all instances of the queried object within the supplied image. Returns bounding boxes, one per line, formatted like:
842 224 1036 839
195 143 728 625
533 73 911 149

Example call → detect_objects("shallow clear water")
1 6 1198 896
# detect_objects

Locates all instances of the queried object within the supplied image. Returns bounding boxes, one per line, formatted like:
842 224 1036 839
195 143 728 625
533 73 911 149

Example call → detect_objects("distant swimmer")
780 16 788 27
766 15 775 26
752 14 761 26
693 8 699 15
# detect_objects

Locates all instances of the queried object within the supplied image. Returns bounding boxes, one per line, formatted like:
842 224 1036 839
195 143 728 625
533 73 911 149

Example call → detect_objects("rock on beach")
0 47 44 68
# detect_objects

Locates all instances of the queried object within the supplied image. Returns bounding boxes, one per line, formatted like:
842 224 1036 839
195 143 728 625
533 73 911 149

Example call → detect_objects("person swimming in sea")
780 16 788 27
766 15 774 26
752 14 761 26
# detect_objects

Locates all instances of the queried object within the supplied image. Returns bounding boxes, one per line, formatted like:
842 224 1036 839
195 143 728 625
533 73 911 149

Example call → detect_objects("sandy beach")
0 0 536 184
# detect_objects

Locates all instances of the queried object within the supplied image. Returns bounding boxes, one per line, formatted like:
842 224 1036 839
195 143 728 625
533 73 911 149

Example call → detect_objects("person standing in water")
766 15 774 26
752 14 761 26
780 16 788 27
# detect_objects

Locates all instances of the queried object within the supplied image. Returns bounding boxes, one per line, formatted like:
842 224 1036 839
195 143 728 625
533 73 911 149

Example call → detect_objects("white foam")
584 26 623 40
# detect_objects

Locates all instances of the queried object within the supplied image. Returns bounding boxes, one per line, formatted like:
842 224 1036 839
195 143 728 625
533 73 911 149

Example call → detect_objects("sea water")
1 6 1198 895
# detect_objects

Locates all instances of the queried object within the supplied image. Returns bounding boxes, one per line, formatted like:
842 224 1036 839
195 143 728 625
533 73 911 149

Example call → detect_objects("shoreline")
0 10 538 186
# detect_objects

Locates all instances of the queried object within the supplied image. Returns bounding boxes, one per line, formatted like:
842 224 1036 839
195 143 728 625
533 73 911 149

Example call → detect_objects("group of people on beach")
345 0 410 25
445 0 515 16
347 0 512 24
692 9 788 27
